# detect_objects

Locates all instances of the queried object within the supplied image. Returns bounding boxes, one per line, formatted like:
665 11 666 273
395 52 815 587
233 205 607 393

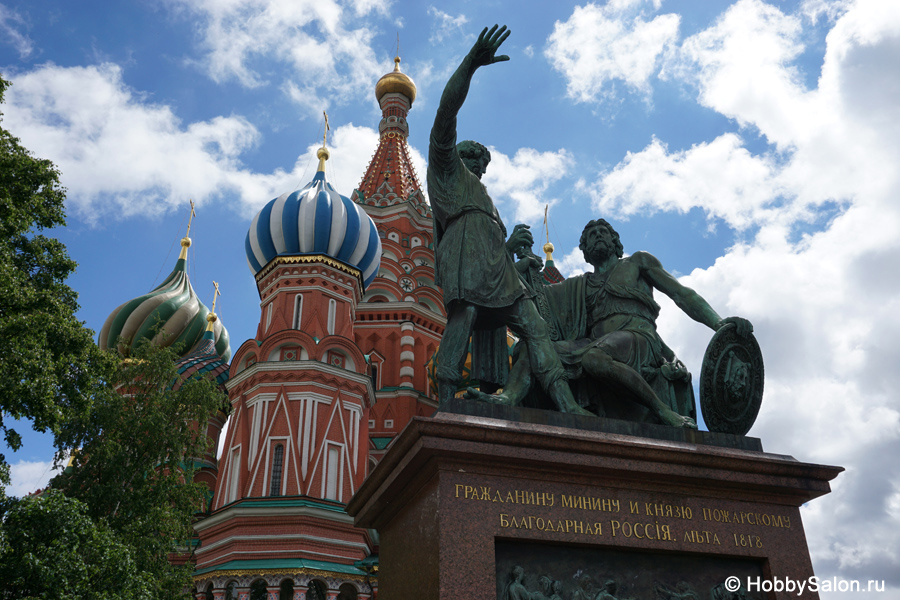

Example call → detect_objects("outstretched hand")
468 24 511 69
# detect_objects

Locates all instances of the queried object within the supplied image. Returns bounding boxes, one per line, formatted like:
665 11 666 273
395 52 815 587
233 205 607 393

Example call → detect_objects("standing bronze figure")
427 25 588 416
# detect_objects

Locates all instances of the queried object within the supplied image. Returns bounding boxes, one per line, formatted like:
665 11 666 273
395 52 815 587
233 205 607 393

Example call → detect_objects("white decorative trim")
195 533 370 555
399 366 415 378
226 361 374 401
399 350 415 362
195 502 355 532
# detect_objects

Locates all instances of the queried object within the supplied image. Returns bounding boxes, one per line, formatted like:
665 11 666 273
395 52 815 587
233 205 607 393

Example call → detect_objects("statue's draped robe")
428 133 527 386
427 134 523 308
532 267 695 419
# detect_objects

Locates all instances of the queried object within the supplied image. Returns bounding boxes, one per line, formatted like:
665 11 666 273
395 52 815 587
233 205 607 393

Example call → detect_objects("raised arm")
636 251 753 336
430 25 511 148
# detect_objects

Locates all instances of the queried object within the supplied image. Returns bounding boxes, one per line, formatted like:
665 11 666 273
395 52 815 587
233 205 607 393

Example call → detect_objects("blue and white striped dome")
245 150 382 289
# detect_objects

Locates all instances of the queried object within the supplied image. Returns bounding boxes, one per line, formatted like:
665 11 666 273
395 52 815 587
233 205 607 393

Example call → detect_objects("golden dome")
375 56 416 104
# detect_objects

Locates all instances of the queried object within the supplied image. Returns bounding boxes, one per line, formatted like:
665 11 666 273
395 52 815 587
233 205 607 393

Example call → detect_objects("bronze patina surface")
701 323 765 435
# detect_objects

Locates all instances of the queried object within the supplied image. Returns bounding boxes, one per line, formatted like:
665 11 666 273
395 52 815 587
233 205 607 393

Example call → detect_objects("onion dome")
172 313 230 393
245 146 383 289
375 56 416 104
99 238 232 362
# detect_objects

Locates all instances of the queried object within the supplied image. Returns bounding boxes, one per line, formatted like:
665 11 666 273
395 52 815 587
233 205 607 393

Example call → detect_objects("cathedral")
101 56 441 600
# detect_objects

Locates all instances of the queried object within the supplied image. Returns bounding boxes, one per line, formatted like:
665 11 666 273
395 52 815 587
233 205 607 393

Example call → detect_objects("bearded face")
582 226 615 266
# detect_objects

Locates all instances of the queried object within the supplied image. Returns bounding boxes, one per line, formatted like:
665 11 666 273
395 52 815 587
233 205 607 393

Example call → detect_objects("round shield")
699 323 764 435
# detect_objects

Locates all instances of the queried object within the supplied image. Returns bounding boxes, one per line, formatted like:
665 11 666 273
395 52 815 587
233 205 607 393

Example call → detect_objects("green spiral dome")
99 251 231 363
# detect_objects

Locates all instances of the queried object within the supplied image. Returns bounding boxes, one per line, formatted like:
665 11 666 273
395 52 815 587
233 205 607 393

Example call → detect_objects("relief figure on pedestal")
502 566 530 600
656 581 700 600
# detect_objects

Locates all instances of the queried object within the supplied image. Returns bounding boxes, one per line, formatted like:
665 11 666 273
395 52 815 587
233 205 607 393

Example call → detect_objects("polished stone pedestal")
347 402 842 600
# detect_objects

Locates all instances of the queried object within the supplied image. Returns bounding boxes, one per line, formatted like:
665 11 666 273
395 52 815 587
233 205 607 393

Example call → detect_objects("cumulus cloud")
165 0 384 111
427 6 469 44
582 0 900 592
545 0 680 102
0 4 34 58
4 63 259 220
555 246 591 277
589 134 781 230
482 147 573 224
7 459 61 498
3 63 399 221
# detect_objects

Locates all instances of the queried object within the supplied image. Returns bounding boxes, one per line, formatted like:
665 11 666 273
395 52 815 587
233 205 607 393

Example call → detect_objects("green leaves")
0 76 227 599
0 74 111 484
51 339 224 598
0 490 154 600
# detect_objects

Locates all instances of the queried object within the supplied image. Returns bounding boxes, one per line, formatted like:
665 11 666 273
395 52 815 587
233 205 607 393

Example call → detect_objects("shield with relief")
700 323 764 435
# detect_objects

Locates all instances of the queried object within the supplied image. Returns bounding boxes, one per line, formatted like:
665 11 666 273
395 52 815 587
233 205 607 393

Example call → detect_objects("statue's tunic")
427 133 524 309
543 265 663 376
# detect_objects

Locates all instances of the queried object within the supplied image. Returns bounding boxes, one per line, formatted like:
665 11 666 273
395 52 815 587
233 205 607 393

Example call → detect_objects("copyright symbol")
724 577 741 592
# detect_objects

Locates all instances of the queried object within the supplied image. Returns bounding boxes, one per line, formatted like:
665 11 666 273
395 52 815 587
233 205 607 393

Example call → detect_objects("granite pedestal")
347 400 842 600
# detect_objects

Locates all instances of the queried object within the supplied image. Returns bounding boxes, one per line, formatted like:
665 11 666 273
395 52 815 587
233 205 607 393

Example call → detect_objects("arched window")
279 579 294 600
250 579 267 600
327 298 336 335
337 583 358 600
269 444 284 496
204 583 214 600
293 294 303 329
224 582 237 600
308 580 328 600
325 444 341 501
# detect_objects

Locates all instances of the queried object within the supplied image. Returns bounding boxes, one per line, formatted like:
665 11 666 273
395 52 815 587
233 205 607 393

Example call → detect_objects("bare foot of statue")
547 379 596 417
464 387 513 405
659 407 697 429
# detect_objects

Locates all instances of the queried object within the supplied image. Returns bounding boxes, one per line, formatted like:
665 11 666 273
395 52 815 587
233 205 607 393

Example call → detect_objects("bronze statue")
427 25 589 416
469 219 754 429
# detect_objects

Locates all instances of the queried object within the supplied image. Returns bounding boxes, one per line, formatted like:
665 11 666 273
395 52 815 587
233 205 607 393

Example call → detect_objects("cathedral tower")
352 56 444 465
193 142 379 599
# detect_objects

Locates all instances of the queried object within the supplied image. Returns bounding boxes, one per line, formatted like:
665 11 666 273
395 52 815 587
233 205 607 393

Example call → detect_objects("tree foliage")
0 339 225 599
0 74 114 485
0 74 228 598
51 339 225 597
0 490 154 600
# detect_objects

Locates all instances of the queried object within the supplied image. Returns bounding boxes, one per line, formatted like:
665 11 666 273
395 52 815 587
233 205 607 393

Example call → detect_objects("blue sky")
2 0 899 594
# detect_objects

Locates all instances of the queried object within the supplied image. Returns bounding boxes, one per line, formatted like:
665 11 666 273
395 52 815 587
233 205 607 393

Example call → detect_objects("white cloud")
348 0 391 17
545 0 680 102
589 0 900 592
482 147 573 224
801 0 852 24
590 134 781 230
4 63 260 221
166 0 384 112
427 6 469 44
555 246 591 277
7 459 61 498
0 4 34 58
3 63 401 221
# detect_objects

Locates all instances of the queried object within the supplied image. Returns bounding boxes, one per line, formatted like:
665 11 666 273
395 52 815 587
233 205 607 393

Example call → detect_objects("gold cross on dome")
211 281 220 313
186 199 196 237
544 204 550 245
323 111 330 148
